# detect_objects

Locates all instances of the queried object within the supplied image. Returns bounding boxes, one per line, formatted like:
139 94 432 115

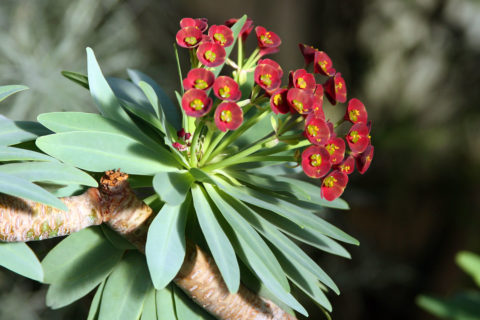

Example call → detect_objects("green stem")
237 38 244 71
173 44 184 94
334 118 346 128
189 49 199 70
189 120 205 167
243 48 260 70
203 155 295 172
254 139 311 157
277 115 304 135
201 123 215 156
198 131 227 167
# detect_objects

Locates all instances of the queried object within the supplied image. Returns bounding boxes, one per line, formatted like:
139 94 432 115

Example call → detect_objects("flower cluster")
175 16 373 202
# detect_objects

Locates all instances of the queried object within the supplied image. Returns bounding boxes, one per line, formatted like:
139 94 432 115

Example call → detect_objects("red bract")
181 89 213 117
355 145 374 174
336 155 355 175
325 137 346 165
254 64 282 92
255 26 281 49
312 85 325 119
314 51 336 76
270 88 289 114
259 46 280 57
214 102 243 132
299 44 317 66
258 59 283 78
287 88 314 114
301 145 331 178
208 25 234 47
345 98 368 124
172 142 187 151
304 113 330 145
197 42 226 67
321 170 348 201
324 73 347 105
183 68 215 90
213 76 241 101
346 123 370 154
176 27 203 48
290 69 316 92
225 18 254 42
180 18 208 32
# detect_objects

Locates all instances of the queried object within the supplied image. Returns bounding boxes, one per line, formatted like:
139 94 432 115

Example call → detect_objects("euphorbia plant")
0 15 374 319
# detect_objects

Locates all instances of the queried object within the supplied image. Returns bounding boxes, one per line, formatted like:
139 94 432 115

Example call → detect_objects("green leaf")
205 184 289 291
99 251 152 320
61 71 89 89
153 170 193 205
86 47 136 128
128 69 182 130
42 227 124 309
106 77 154 114
36 131 178 175
146 198 190 290
0 146 55 162
136 80 161 119
101 225 136 251
87 281 105 320
417 292 480 320
0 162 97 187
155 285 177 320
0 85 28 103
457 251 480 287
0 172 67 210
140 288 157 320
0 118 51 146
173 284 217 320
191 184 240 293
0 242 43 282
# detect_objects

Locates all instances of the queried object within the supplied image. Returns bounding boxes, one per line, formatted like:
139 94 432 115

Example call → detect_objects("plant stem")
243 48 260 70
198 131 227 167
173 44 184 94
203 155 295 172
255 139 311 157
189 120 205 167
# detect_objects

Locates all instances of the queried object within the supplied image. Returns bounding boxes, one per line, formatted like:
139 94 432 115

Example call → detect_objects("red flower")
270 88 289 114
225 18 254 42
324 73 347 105
314 51 336 76
346 123 370 154
259 47 280 57
312 84 325 119
304 113 330 146
255 26 281 49
301 145 331 178
324 137 346 165
213 76 241 101
180 18 208 32
214 102 243 132
258 59 283 78
173 142 188 151
345 98 368 124
335 155 355 175
183 68 215 90
196 42 226 67
176 27 203 48
321 170 348 201
290 69 316 92
181 89 213 117
208 25 234 47
254 63 282 92
355 145 374 174
299 44 317 66
287 88 314 114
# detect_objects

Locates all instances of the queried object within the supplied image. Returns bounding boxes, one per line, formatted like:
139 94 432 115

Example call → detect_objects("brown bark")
0 170 297 320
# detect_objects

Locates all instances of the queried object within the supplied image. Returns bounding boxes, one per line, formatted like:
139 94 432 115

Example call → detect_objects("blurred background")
1 0 480 319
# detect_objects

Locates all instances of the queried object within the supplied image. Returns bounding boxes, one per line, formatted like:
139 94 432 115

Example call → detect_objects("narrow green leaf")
87 281 105 320
141 288 157 320
99 251 152 320
128 69 182 130
417 292 480 320
42 227 124 309
0 85 28 103
191 184 240 293
61 71 89 89
0 146 55 162
0 242 43 282
86 47 135 128
137 80 161 119
0 172 67 210
36 131 178 175
146 198 190 290
0 162 97 187
106 77 154 114
456 251 480 287
0 118 51 146
153 170 193 205
155 285 177 320
173 284 217 320
101 225 136 251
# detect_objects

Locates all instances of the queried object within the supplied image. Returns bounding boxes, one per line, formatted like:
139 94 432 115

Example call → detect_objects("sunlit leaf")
155 285 177 320
0 242 43 282
0 85 28 103
61 71 89 89
0 146 55 162
0 118 51 146
456 251 480 287
140 288 157 320
153 170 193 205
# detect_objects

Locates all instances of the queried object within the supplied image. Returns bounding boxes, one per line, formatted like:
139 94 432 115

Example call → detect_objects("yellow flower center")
273 93 283 106
335 81 343 91
340 164 350 172
297 77 307 89
260 74 272 87
185 36 197 46
214 33 226 45
319 60 328 69
323 176 337 188
310 153 323 167
220 110 232 123
194 79 208 90
349 109 360 122
307 124 319 137
205 50 216 62
219 85 231 98
349 131 360 143
190 99 204 111
260 32 273 45
326 143 339 155
292 99 304 112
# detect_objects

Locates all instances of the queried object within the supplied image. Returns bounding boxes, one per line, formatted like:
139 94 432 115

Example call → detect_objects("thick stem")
0 170 297 320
